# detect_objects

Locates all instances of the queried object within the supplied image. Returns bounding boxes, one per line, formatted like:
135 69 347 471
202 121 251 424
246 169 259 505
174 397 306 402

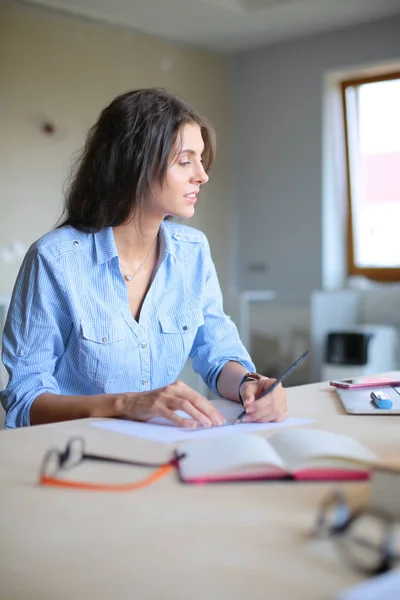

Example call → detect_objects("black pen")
234 350 311 424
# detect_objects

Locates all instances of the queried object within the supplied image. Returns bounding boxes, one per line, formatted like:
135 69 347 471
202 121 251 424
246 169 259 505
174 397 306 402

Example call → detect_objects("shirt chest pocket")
159 311 204 375
79 319 128 386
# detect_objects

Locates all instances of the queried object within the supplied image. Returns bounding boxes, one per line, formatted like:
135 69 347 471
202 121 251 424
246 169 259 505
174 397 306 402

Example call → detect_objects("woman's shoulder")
29 225 92 261
163 221 209 247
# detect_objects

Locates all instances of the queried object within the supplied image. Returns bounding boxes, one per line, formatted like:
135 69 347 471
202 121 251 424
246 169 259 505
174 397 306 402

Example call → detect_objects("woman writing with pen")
1 88 288 429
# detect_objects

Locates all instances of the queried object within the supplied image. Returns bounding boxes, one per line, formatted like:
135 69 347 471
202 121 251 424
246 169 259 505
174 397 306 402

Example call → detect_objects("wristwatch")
238 371 264 406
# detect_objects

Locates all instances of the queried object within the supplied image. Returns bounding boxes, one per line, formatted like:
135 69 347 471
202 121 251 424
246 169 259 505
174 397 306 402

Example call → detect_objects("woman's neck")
113 218 161 263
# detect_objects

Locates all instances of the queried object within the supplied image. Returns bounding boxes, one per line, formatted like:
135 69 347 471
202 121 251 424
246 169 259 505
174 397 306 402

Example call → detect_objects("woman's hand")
240 377 288 423
118 380 226 428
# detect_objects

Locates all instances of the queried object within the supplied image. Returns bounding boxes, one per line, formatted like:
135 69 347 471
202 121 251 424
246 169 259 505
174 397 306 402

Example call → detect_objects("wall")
230 16 400 379
0 2 233 297
230 16 400 303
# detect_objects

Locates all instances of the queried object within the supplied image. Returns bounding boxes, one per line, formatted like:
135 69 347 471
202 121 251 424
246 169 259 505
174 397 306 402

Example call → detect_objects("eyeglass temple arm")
82 452 186 469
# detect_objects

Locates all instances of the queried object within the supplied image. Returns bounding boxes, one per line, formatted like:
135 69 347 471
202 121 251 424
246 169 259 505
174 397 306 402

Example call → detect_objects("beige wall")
0 2 233 296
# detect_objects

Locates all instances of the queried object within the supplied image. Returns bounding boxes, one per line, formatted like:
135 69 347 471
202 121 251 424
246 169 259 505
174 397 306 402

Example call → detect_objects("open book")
176 428 377 483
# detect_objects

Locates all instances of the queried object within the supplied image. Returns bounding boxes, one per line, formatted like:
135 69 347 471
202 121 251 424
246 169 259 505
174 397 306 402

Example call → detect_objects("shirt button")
175 234 180 240
73 240 79 246
182 325 188 331
141 342 147 349
142 379 148 385
18 350 24 356
102 337 108 343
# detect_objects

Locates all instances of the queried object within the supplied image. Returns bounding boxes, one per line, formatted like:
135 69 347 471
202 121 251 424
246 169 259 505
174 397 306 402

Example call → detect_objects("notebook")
176 428 377 484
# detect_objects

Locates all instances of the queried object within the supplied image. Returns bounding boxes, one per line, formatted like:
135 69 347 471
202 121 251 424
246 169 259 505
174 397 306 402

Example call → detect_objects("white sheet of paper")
91 398 313 444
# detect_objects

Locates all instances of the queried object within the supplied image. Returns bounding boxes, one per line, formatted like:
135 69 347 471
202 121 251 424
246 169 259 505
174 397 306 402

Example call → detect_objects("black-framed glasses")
39 437 184 492
310 490 400 576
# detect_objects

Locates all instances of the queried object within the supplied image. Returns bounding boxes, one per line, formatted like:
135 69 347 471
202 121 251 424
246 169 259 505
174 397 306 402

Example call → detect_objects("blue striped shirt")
1 221 254 428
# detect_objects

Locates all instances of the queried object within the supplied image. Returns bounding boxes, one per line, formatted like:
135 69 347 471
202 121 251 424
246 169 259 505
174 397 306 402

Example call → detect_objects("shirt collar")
94 221 176 265
160 220 176 260
94 228 118 265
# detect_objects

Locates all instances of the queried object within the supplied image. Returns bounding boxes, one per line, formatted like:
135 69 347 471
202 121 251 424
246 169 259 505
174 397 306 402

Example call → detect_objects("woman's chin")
169 206 195 220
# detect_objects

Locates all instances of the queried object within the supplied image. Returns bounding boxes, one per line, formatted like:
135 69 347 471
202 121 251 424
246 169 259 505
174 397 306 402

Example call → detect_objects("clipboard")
335 385 400 415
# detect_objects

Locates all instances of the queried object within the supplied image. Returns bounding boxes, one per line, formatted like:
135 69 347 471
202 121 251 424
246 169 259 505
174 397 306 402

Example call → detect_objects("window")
341 71 400 281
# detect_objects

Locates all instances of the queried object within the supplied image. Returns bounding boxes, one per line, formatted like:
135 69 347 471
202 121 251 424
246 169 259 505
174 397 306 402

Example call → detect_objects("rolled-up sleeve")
189 236 255 395
0 247 71 428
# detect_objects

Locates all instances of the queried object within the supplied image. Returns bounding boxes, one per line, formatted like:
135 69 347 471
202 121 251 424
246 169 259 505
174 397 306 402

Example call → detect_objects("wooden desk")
1 380 399 600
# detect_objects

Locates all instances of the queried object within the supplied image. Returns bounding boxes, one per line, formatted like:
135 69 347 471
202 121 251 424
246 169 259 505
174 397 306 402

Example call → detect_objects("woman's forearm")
216 361 249 402
30 392 124 426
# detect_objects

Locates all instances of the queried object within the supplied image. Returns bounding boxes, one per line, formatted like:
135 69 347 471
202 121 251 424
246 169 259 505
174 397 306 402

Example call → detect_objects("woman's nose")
195 164 209 185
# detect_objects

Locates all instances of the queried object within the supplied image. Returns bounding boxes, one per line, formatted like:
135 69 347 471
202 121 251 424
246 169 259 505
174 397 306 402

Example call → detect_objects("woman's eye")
179 161 191 167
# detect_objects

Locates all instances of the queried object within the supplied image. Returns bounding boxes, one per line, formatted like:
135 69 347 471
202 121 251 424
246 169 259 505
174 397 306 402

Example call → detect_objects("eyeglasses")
310 490 400 576
39 436 184 492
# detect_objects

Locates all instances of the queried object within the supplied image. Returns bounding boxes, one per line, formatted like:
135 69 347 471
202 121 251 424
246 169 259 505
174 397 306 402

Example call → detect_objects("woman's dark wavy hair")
58 88 216 231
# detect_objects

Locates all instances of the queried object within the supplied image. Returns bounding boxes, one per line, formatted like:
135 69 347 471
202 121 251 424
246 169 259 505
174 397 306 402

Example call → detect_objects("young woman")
0 88 287 429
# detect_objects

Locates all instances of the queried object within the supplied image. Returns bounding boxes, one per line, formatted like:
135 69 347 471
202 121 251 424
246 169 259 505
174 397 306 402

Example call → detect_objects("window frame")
341 70 400 282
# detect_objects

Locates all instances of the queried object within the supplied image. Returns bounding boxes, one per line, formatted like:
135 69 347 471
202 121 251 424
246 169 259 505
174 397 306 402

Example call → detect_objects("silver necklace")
121 239 157 282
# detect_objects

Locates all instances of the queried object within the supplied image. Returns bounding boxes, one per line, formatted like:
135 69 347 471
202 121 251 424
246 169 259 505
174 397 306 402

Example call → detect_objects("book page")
268 429 377 472
178 433 287 480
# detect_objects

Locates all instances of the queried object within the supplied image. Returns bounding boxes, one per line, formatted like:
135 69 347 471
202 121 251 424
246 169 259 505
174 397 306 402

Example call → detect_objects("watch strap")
238 371 264 406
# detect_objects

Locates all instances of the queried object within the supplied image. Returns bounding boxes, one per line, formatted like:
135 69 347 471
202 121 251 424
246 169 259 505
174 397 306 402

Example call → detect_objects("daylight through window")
341 71 400 281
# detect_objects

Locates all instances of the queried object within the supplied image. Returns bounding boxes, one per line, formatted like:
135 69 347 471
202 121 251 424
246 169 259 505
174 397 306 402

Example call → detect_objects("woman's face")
147 122 209 220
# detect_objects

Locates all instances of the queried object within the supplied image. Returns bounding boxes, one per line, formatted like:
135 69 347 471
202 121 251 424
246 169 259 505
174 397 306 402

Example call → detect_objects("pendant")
125 274 134 281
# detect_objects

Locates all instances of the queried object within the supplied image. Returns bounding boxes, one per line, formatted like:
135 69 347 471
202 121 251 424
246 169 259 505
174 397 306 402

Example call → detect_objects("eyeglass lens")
62 437 84 470
316 492 350 536
316 490 400 575
338 511 396 574
42 437 85 478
